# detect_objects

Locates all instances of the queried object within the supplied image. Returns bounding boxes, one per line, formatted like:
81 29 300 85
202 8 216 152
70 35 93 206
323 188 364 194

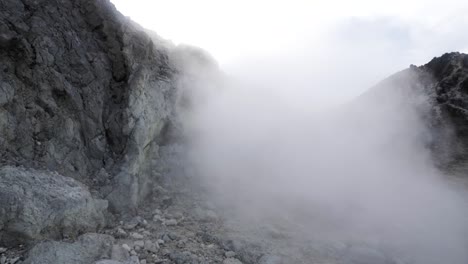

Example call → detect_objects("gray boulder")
0 166 107 245
23 233 114 264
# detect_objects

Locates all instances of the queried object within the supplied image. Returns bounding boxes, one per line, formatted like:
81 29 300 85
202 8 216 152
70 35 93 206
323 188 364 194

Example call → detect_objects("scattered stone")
157 239 165 245
111 245 130 262
130 250 137 256
153 215 163 222
144 240 159 253
223 258 243 264
134 241 145 248
225 251 236 258
130 233 144 240
153 209 162 215
177 240 186 248
169 251 192 264
172 212 184 219
162 234 172 243
164 219 178 226
168 233 179 240
123 222 138 231
115 228 128 238
0 248 6 254
95 260 123 264
128 256 140 264
122 244 132 252
140 260 147 264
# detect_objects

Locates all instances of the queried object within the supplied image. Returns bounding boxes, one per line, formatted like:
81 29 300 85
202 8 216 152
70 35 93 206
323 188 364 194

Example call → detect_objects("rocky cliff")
359 52 468 167
0 0 221 247
0 0 218 217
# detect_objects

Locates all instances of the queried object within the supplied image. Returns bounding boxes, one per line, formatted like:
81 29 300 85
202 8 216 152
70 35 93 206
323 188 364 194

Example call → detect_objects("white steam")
181 54 468 263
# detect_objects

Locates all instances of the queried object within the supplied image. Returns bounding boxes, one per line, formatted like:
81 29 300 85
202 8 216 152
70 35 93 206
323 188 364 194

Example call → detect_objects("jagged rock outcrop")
361 52 468 167
419 53 468 166
0 166 107 245
0 0 218 215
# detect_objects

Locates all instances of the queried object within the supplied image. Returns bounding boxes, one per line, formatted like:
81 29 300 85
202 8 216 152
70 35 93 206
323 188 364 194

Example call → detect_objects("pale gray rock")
223 258 243 264
23 233 114 264
96 260 124 264
0 166 106 245
111 245 130 262
95 256 140 264
258 255 284 264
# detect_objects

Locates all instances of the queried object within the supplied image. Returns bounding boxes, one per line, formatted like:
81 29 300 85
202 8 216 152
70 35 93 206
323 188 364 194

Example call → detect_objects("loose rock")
0 167 107 245
22 233 114 264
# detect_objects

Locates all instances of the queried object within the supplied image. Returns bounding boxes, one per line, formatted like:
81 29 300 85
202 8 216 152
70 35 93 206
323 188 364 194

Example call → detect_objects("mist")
176 43 468 263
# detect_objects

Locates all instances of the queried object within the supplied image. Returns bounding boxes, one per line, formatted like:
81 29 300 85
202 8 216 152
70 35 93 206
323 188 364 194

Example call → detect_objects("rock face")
0 166 107 245
419 53 468 165
0 0 216 213
362 52 468 167
22 233 114 264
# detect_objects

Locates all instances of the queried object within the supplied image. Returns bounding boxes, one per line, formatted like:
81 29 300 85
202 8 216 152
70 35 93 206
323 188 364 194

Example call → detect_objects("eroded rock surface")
359 52 468 167
22 233 114 264
0 166 107 245
0 0 202 213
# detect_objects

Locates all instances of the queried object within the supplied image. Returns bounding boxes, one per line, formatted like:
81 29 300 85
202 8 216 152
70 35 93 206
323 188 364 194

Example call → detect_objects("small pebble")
115 228 127 238
165 219 178 226
223 258 243 264
122 244 132 252
131 232 144 239
134 240 145 248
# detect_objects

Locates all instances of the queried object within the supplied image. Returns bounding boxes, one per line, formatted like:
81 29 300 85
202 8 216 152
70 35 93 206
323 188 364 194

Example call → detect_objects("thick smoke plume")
179 53 468 263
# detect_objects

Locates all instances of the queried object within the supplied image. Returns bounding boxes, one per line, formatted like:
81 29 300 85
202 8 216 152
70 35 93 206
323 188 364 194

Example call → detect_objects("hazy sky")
111 0 468 104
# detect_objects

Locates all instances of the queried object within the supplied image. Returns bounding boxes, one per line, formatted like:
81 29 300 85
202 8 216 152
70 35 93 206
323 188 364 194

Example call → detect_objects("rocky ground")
2 0 468 263
0 171 407 264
